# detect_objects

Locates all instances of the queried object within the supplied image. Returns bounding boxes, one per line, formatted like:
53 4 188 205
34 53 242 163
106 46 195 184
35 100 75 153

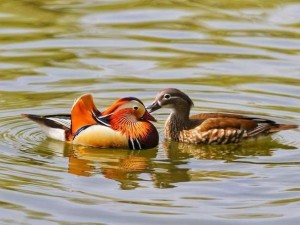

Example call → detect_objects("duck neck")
166 105 191 141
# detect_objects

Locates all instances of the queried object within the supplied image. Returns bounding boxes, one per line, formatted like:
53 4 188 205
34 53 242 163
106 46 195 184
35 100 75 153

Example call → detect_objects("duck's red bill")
142 111 157 122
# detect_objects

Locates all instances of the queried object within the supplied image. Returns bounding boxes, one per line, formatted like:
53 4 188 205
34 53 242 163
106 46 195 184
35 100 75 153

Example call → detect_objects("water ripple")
81 9 191 24
0 117 45 151
1 0 300 224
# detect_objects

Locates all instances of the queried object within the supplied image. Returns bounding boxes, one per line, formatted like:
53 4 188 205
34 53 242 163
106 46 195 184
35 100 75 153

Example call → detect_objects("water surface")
0 0 300 224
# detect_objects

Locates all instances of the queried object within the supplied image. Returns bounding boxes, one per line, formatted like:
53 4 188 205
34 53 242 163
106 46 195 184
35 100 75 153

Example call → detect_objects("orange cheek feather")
110 113 153 140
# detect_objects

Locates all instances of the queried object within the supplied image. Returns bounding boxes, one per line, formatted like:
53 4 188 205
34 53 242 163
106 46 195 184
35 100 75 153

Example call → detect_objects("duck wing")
191 113 297 137
22 114 71 141
22 94 102 142
71 94 101 134
22 114 71 129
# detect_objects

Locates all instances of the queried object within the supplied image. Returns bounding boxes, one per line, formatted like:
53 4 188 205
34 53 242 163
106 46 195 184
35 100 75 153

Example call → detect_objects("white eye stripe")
131 100 143 106
164 94 171 99
117 100 144 110
163 96 179 100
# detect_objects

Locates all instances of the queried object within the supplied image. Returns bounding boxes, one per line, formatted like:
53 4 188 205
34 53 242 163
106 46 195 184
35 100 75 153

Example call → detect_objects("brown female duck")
147 88 298 144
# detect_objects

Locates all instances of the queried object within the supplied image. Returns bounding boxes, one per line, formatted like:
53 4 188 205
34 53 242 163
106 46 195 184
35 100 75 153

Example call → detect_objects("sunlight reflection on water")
0 0 300 224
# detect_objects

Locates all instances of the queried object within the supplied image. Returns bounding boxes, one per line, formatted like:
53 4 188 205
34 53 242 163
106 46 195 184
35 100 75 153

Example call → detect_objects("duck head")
147 88 194 114
96 97 159 149
101 97 156 123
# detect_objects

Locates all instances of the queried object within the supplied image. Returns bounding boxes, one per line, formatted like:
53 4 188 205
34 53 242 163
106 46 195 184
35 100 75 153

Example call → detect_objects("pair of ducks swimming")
23 88 298 150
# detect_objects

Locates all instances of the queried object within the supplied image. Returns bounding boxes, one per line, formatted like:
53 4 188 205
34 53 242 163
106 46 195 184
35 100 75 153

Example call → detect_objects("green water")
0 0 300 224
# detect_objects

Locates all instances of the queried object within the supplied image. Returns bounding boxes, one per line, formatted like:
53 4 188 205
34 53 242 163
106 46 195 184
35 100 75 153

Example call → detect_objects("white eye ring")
133 106 139 110
164 94 171 99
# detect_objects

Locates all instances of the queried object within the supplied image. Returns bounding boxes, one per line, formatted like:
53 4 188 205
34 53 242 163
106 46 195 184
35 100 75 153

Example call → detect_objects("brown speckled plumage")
147 88 298 145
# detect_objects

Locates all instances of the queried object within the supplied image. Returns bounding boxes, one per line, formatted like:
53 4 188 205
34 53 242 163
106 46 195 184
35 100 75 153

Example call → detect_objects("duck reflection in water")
163 137 297 162
27 136 297 190
69 145 158 190
67 137 296 189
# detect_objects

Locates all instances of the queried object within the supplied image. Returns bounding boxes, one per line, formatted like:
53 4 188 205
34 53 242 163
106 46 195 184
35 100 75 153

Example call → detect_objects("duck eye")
133 106 139 110
164 94 171 99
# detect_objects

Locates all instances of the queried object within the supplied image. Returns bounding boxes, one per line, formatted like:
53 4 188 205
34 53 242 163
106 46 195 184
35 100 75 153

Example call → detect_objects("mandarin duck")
147 88 298 145
22 94 158 149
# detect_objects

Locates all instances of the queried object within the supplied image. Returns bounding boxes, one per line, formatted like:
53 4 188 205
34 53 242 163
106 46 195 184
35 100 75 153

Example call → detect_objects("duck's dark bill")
146 101 161 113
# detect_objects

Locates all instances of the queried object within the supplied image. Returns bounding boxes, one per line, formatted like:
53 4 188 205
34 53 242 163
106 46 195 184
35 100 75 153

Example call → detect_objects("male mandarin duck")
147 88 298 145
22 94 159 149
